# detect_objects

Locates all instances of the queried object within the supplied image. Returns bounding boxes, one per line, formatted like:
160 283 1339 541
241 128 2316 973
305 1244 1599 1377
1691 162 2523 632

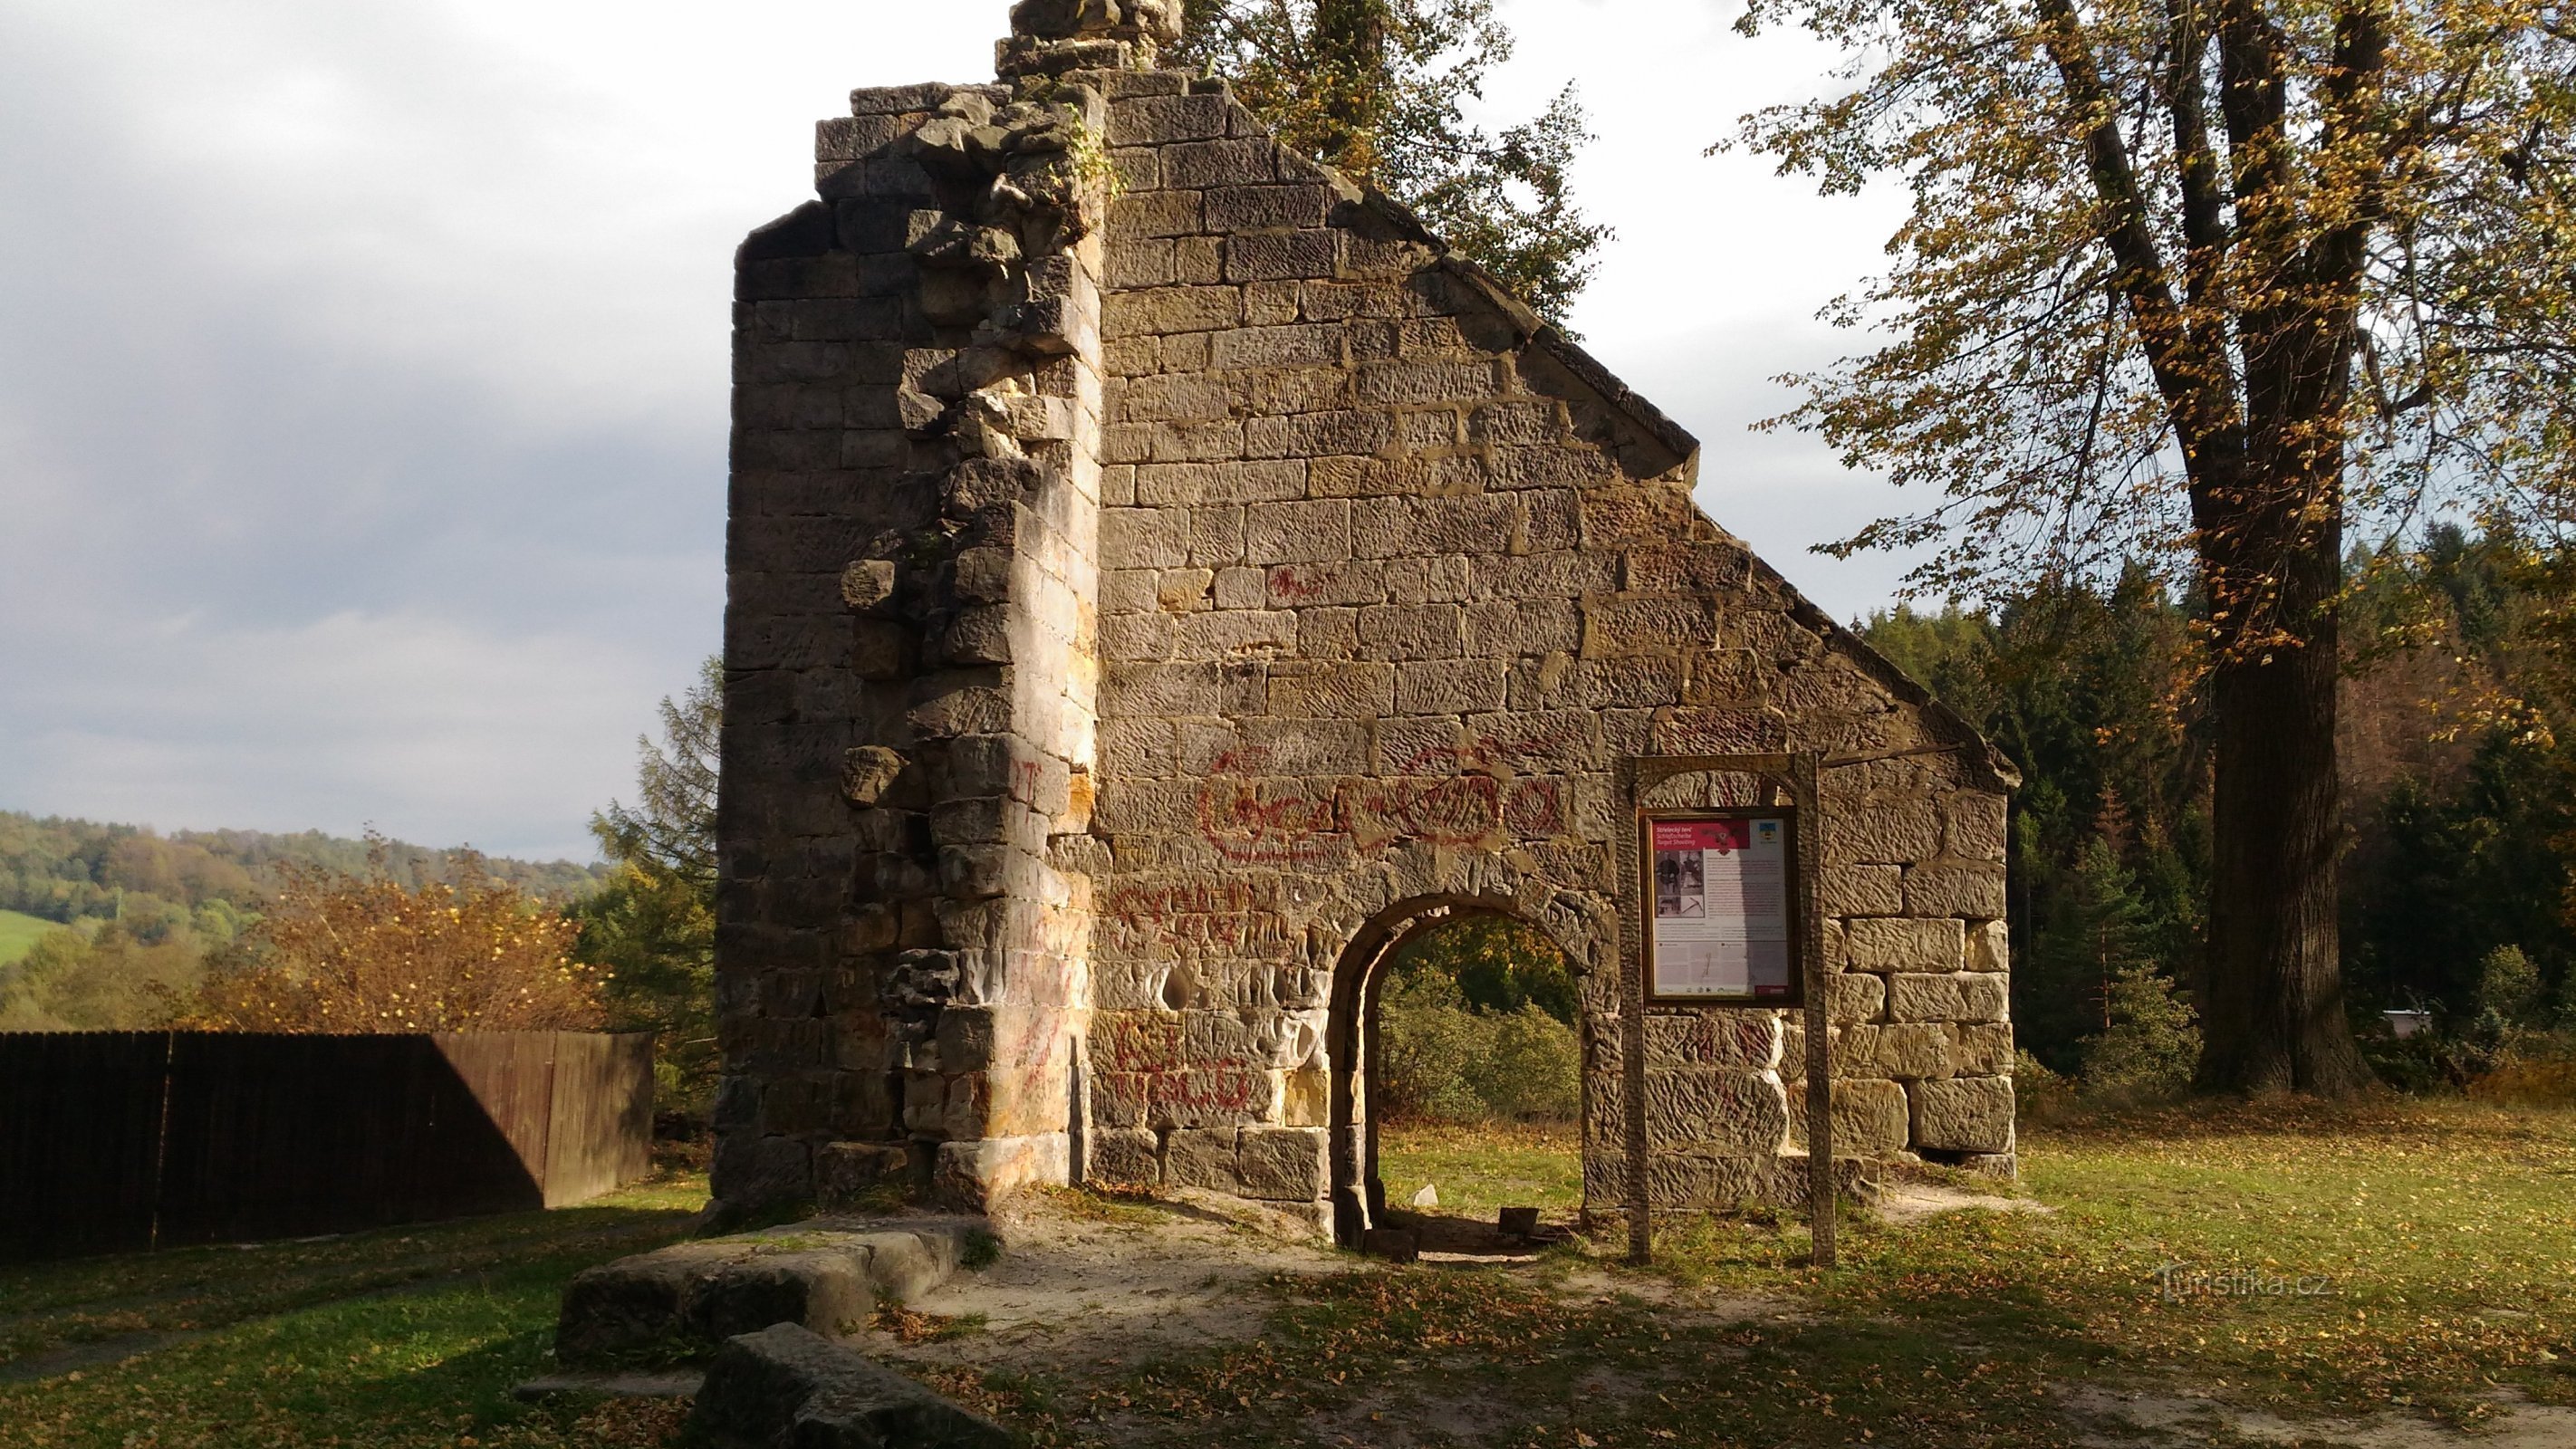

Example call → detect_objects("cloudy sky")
0 0 1914 862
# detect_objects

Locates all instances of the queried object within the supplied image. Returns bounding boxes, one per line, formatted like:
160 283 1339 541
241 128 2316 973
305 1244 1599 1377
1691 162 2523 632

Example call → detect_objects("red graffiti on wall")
1094 1012 1184 1074
1101 879 1284 930
1153 1067 1269 1119
1356 736 1572 846
1195 748 1337 864
1187 733 1577 859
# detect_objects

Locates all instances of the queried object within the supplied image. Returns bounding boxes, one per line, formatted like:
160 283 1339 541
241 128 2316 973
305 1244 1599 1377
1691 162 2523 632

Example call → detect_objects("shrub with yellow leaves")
178 837 608 1033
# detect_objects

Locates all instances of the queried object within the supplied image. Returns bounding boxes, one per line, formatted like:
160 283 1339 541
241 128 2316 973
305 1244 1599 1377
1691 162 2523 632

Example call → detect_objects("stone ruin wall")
713 4 2019 1233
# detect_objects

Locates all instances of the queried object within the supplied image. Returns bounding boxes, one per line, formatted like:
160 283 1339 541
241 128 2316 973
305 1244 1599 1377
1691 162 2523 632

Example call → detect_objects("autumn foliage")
180 843 608 1033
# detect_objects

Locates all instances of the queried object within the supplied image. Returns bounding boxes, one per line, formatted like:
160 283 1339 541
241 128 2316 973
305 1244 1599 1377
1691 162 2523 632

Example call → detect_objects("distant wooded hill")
0 810 606 947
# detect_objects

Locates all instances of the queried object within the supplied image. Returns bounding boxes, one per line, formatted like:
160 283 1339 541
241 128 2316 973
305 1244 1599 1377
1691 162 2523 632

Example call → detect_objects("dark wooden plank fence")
0 1032 651 1262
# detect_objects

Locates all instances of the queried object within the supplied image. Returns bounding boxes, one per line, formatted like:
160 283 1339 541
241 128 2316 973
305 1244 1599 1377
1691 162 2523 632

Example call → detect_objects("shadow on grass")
0 1180 704 1367
0 1190 705 1449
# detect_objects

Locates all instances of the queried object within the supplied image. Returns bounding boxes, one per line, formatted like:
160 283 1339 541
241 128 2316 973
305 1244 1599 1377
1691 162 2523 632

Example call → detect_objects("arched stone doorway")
1325 896 1590 1249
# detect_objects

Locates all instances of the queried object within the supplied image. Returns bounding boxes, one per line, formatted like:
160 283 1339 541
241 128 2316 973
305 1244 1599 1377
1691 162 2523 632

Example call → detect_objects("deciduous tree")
1740 0 2576 1093
182 840 605 1033
1176 0 1610 321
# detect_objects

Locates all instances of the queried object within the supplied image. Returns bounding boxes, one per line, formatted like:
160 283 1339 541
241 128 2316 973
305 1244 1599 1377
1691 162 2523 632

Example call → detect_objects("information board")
1644 811 1800 1005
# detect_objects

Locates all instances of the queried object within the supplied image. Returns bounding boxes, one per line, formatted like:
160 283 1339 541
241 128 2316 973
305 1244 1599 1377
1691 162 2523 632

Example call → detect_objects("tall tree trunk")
2194 470 2375 1094
1312 0 1394 175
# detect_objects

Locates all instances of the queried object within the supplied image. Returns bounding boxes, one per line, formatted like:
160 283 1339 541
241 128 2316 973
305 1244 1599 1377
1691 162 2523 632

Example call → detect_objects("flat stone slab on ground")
688 1322 1014 1449
554 1215 985 1367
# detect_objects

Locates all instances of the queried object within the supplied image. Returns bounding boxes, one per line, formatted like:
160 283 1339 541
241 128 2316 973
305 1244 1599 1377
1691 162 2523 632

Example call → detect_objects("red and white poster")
1649 816 1793 1002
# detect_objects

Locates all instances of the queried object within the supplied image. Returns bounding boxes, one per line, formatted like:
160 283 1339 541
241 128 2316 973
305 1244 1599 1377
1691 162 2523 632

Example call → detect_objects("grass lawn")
5 1101 2572 1447
0 1174 706 1449
1377 1119 1584 1220
959 1099 2576 1447
0 910 56 967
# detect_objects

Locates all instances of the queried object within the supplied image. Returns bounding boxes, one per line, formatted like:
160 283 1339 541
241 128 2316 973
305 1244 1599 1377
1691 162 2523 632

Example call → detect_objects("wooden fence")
0 1032 653 1262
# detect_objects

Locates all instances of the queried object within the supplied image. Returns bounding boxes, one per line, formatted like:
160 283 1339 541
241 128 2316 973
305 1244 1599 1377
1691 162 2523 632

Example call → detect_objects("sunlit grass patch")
0 909 53 966
0 1174 706 1449
1376 1119 1584 1220
1638 1097 2576 1427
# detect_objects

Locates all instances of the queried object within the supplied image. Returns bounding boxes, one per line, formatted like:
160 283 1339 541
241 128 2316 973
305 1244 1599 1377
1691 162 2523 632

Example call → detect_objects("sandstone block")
1823 799 1943 864
1265 560 1386 609
1121 373 1232 424
1102 285 1241 340
1642 1012 1781 1070
1821 864 1903 917
1101 508 1190 569
1211 322 1342 370
1784 1077 1910 1157
1953 1022 2015 1076
1107 92 1232 146
1355 358 1500 407
1781 1022 1883 1084
1887 973 1968 1023
1956 972 2011 1023
1244 499 1352 564
1264 658 1394 716
1086 1128 1162 1187
841 747 908 807
1648 1150 1790 1210
1355 602 1466 661
1226 230 1341 283
1285 408 1396 456
1097 609 1169 658
1870 1022 1955 1080
1845 917 1965 974
1203 183 1336 233
1945 792 2009 862
1164 1128 1239 1191
1904 863 2007 918
1091 1070 1150 1128
1642 1069 1789 1154
1236 1127 1327 1201
1395 659 1508 715
1165 138 1275 188
1911 1076 2015 1154
1176 609 1297 657
1156 568 1214 612
687 1322 1010 1449
1154 1065 1281 1127
1828 970 1886 1024
1109 189 1202 241
1966 919 2010 973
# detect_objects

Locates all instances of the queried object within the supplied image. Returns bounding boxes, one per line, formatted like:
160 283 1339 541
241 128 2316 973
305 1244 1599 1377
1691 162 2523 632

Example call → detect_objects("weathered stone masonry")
715 2 2020 1236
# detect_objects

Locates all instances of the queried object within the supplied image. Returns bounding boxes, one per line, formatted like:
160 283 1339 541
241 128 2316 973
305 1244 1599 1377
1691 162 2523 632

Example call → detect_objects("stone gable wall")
711 29 2017 1232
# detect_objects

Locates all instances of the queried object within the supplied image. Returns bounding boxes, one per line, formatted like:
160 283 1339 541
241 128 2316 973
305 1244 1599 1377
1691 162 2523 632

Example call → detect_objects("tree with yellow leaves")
1737 0 2576 1095
181 838 607 1033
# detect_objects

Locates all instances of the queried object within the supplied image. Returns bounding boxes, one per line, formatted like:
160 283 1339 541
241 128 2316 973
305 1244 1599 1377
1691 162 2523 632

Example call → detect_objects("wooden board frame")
1615 744 1970 1270
1639 807 1804 1010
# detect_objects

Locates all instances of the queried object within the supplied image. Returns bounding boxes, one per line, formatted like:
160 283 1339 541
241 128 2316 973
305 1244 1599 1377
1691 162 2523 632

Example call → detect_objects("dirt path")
868 1193 1351 1376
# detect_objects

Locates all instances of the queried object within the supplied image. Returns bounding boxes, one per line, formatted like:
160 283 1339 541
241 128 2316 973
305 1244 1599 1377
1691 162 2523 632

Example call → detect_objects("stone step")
553 1215 986 1368
688 1321 1012 1449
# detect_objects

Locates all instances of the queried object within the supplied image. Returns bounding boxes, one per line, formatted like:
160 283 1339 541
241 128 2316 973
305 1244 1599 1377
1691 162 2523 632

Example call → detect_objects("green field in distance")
0 909 58 967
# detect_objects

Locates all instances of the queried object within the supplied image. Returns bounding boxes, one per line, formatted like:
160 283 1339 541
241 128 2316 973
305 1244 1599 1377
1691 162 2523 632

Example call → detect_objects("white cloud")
0 0 1931 857
5 609 655 861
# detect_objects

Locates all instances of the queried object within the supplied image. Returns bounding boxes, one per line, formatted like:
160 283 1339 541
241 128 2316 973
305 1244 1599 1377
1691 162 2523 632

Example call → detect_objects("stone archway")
1324 895 1591 1249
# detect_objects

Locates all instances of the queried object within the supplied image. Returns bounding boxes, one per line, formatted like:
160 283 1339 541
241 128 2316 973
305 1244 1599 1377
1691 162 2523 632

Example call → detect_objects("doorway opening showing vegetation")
1331 904 1585 1252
